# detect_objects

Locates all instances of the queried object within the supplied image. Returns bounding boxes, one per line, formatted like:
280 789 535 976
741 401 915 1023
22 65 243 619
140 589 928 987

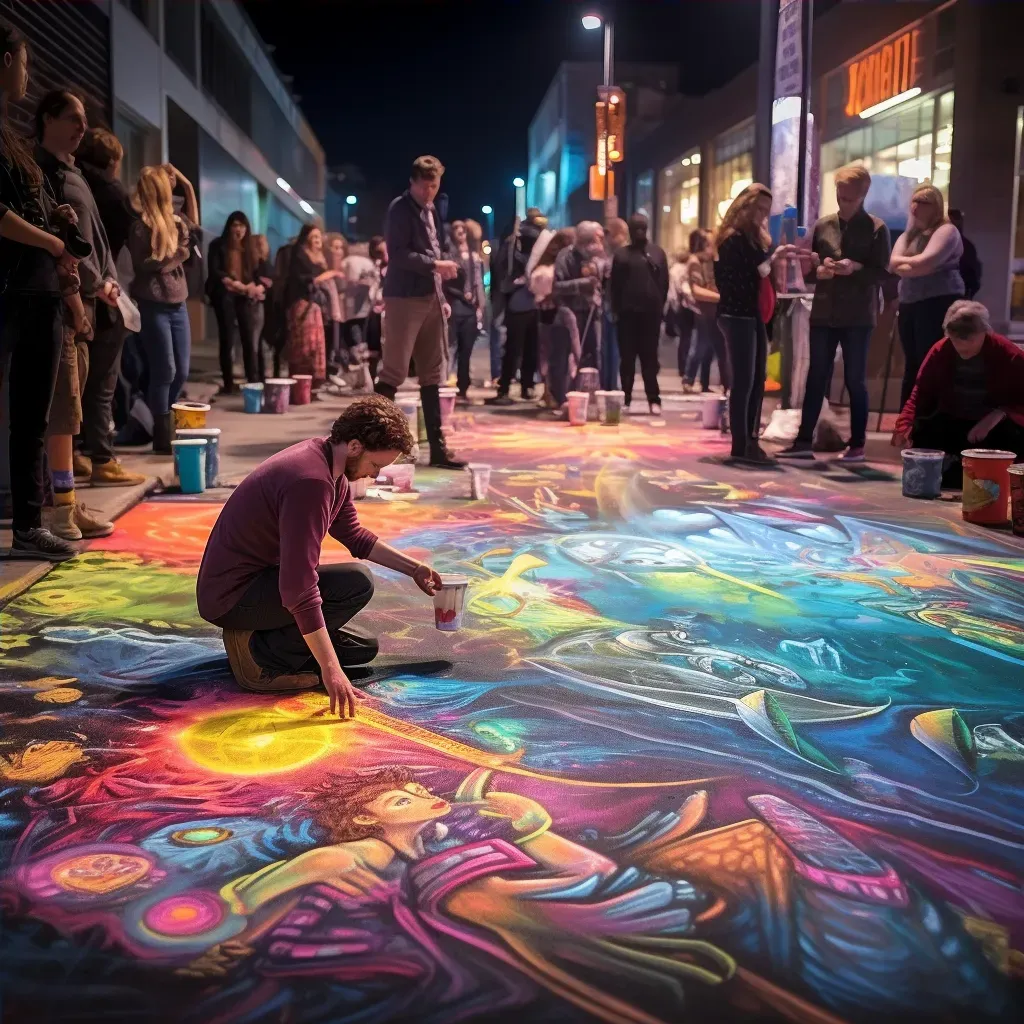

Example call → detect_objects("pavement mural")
1 416 1023 1023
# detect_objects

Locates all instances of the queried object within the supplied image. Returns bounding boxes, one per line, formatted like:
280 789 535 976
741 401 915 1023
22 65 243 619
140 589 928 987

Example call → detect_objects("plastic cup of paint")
389 463 416 493
1008 464 1024 537
172 401 210 430
439 387 458 427
567 391 589 426
701 394 725 429
241 382 264 413
175 427 221 488
172 438 207 494
900 448 944 499
263 378 295 414
602 390 625 425
960 448 1016 525
467 462 492 500
290 374 313 406
576 366 600 395
433 573 469 631
397 397 419 436
350 476 369 499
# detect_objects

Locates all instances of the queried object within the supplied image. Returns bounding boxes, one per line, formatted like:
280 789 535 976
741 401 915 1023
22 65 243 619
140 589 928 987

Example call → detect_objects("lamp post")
583 13 616 218
512 177 526 221
481 204 494 241
345 194 357 238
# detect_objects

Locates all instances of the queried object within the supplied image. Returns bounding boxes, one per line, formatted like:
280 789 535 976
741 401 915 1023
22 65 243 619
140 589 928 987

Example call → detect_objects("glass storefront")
1011 107 1024 326
708 120 755 226
820 90 954 234
657 148 701 256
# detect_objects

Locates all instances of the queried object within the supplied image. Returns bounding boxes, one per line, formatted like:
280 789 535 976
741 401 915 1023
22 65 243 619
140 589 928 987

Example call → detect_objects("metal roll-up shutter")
0 0 111 134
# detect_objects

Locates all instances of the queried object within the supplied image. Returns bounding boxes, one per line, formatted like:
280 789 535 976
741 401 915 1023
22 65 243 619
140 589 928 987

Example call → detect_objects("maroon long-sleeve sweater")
196 438 378 634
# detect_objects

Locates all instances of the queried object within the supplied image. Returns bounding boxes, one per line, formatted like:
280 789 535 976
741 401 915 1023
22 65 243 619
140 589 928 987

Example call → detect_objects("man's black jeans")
211 563 375 675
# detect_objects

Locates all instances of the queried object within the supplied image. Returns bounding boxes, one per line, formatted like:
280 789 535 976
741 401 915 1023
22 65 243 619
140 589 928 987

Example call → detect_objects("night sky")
242 0 765 230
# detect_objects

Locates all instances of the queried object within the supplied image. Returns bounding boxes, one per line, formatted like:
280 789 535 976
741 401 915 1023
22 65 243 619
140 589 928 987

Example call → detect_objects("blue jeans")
138 300 191 417
796 325 872 448
685 308 729 391
600 309 620 390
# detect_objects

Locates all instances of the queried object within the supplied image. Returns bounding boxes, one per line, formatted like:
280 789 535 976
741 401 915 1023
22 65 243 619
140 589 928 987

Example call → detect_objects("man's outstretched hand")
412 563 443 596
324 662 363 719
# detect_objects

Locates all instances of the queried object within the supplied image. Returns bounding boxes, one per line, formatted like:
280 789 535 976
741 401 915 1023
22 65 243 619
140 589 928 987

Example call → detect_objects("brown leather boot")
222 629 320 693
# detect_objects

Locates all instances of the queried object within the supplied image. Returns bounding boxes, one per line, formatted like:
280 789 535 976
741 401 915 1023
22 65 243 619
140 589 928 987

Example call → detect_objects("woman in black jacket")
206 210 260 394
0 22 82 561
713 183 787 464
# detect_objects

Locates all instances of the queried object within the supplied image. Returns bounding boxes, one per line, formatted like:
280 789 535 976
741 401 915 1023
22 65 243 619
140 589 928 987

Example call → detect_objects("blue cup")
172 438 208 494
901 448 944 499
175 427 221 488
242 383 264 413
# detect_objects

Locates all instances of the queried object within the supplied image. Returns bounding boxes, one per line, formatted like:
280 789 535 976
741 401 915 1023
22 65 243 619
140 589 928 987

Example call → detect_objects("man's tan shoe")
223 629 320 693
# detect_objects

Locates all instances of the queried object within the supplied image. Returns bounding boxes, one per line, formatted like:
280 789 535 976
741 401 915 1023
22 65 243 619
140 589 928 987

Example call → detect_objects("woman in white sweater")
889 184 964 406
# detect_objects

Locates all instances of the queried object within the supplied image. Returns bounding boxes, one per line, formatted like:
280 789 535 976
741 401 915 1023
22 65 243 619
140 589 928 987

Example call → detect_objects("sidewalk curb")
0 475 159 612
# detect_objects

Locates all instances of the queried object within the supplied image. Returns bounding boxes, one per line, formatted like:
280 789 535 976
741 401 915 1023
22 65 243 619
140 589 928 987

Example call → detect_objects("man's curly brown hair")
328 395 415 455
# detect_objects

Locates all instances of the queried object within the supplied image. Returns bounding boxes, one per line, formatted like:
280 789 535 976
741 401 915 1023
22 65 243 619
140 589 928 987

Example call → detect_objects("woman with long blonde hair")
889 183 964 406
127 163 197 452
713 182 787 463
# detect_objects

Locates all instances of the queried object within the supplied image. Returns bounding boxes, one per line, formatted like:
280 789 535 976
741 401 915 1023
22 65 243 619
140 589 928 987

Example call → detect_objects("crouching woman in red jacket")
892 299 1024 487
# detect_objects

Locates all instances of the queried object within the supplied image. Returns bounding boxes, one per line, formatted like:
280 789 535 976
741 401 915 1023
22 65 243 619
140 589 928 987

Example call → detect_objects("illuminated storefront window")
708 120 755 226
657 148 701 256
820 90 954 233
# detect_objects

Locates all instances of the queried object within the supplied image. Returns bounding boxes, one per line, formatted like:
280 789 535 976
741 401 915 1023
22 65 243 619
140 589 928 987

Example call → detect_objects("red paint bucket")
960 448 1015 525
1008 464 1024 537
290 374 313 406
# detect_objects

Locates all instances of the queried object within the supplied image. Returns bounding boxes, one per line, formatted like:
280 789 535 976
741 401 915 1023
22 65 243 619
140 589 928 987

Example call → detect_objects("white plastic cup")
439 387 458 427
567 391 589 426
397 398 419 439
603 390 625 425
701 394 726 429
434 573 469 631
467 463 492 500
577 366 600 394
389 463 416 493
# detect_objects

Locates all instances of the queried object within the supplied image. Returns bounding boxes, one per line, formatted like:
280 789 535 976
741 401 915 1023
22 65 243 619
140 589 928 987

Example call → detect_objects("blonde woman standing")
127 164 195 453
890 184 964 406
713 183 788 463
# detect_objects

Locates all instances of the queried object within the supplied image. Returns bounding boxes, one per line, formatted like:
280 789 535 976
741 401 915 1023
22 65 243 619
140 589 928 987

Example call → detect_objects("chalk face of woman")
353 782 452 832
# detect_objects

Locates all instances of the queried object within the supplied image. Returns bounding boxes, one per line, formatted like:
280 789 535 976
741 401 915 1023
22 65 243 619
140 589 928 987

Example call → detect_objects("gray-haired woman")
892 299 1024 485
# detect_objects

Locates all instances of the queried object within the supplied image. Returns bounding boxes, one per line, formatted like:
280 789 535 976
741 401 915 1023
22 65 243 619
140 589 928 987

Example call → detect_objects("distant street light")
345 194 357 205
481 204 494 240
582 12 616 218
344 194 358 237
481 204 493 214
512 177 526 220
512 177 525 188
581 14 602 31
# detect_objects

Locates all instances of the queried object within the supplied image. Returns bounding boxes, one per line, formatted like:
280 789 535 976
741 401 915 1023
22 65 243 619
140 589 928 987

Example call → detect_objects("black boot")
374 380 397 401
421 384 465 470
153 412 173 455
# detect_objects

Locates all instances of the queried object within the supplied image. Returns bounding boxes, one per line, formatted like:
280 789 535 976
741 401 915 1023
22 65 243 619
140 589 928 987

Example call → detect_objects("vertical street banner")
775 0 803 99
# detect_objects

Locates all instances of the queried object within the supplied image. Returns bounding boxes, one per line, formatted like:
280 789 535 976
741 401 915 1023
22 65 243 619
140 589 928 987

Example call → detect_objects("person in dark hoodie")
489 207 545 404
374 155 464 470
610 213 669 415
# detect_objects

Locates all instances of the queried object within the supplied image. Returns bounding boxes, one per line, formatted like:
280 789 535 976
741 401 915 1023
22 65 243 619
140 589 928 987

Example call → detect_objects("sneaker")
777 441 816 460
484 394 514 407
73 452 92 479
90 459 147 487
75 503 115 538
649 402 662 416
8 527 76 561
223 629 320 693
745 441 777 465
42 504 82 541
839 446 866 463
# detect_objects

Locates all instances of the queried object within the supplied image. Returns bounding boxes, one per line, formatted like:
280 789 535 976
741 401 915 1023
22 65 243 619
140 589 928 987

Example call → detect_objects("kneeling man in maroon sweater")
197 395 442 718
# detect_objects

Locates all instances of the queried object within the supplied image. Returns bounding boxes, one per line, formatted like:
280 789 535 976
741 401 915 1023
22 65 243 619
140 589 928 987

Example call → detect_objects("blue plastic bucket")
901 448 944 499
172 438 207 494
242 383 264 413
175 428 221 488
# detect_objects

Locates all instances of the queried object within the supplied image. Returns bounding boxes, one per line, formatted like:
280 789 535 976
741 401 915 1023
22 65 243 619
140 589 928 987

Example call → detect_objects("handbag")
758 273 776 324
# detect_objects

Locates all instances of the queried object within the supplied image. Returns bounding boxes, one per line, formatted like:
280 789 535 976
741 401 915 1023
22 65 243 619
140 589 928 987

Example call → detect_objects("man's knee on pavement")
320 563 375 610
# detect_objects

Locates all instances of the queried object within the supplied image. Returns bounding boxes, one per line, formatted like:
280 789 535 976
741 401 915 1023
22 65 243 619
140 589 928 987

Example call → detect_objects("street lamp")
481 204 494 240
512 177 526 220
345 194 357 237
583 13 616 217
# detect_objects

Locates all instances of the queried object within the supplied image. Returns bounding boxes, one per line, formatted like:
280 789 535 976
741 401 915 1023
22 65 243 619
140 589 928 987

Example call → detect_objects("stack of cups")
175 427 221 489
171 438 208 494
466 463 492 500
567 391 589 426
172 401 210 430
439 387 458 427
241 383 264 413
434 574 469 631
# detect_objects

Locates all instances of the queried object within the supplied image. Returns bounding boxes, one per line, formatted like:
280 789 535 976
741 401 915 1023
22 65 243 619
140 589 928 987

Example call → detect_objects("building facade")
626 0 1024 340
527 61 678 228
